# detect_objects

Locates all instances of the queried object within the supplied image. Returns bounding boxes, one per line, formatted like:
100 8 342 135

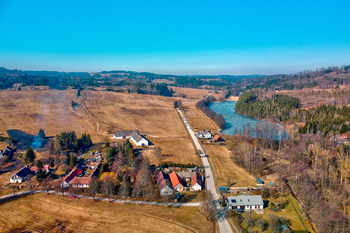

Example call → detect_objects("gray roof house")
113 130 149 147
226 195 264 210
10 165 32 183
156 171 173 195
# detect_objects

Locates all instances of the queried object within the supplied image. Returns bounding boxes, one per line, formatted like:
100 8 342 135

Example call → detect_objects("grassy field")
0 89 202 165
183 102 256 189
171 87 212 99
240 194 313 232
0 194 214 233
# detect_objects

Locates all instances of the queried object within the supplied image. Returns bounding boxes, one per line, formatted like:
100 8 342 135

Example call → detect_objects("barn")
113 130 149 147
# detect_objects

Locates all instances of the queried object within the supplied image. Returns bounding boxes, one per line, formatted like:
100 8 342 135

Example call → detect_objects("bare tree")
201 190 216 222
101 176 115 203
41 177 51 194
89 177 100 201
26 174 34 194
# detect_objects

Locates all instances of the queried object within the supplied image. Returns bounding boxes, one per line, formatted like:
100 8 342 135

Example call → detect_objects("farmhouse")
1 146 13 159
226 195 264 210
169 171 185 192
10 165 32 183
191 172 202 191
113 130 149 147
213 135 224 142
156 171 173 195
66 162 101 188
61 164 83 188
70 177 91 188
197 130 212 139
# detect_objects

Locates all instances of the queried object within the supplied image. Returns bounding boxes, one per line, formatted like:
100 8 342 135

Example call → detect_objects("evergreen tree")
174 101 178 108
69 155 78 169
36 159 46 182
38 129 45 139
105 141 110 148
24 147 36 164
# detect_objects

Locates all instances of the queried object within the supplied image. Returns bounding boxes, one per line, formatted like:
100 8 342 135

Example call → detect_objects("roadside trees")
89 177 100 201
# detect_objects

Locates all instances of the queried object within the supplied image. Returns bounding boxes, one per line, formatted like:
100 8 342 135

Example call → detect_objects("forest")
235 91 300 122
227 124 350 233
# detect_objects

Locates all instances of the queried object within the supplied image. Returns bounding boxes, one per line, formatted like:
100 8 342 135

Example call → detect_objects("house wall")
132 137 148 147
174 183 184 192
191 183 202 191
114 135 131 140
160 186 173 195
10 176 23 183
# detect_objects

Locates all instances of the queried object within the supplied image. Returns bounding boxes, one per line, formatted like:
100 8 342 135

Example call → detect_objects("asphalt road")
176 108 233 233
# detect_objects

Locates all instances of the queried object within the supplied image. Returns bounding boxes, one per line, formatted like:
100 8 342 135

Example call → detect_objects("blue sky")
0 0 349 75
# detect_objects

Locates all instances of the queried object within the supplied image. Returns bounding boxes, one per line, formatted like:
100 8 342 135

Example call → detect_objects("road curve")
176 108 233 233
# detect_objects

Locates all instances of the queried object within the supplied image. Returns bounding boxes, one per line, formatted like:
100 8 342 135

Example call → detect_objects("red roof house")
61 164 83 188
169 171 185 191
191 172 202 191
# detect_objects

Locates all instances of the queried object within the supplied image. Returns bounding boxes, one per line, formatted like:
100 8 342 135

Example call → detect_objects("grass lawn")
0 194 214 233
239 195 313 233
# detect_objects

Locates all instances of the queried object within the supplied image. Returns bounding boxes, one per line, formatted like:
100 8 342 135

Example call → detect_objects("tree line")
227 125 350 232
196 96 226 128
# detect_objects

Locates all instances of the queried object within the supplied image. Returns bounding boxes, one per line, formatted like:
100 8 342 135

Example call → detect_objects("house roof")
219 186 228 191
14 165 32 178
114 130 138 138
114 130 145 143
2 146 13 156
227 195 263 207
191 172 201 187
213 135 224 141
130 130 144 143
169 171 184 188
70 177 92 185
89 162 101 178
30 166 38 172
156 171 172 191
256 178 263 184
63 164 83 183
177 171 195 179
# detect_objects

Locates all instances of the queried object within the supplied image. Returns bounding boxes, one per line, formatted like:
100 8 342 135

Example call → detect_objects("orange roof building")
169 171 185 191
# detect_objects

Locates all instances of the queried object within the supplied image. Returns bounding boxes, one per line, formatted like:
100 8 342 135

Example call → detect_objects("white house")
10 165 32 183
113 130 149 147
191 172 202 191
226 195 264 210
197 130 212 139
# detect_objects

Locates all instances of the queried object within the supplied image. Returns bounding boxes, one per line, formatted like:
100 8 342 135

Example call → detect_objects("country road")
176 108 233 233
0 189 201 207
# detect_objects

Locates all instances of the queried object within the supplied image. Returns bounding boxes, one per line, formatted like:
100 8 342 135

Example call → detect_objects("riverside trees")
228 127 350 232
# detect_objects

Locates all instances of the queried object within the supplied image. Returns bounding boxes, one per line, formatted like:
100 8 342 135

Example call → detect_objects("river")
208 101 286 139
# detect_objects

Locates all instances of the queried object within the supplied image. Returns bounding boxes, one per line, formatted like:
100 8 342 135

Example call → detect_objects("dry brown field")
183 102 256 188
171 87 212 99
0 89 201 165
183 102 220 133
0 194 214 233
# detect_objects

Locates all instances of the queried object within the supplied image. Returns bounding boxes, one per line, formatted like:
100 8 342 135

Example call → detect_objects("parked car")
69 195 76 198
